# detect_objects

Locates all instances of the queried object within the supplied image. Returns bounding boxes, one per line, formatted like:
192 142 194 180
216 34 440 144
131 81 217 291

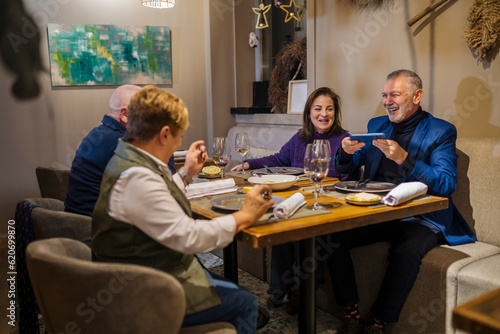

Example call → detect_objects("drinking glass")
313 139 331 194
218 140 231 178
304 143 330 210
235 133 250 174
213 137 230 178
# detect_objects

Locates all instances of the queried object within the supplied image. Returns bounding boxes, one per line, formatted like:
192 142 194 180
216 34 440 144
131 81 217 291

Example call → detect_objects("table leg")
223 241 238 283
298 237 316 334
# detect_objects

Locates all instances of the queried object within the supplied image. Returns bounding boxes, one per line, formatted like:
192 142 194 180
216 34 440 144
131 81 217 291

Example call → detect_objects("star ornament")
253 1 272 29
280 0 305 23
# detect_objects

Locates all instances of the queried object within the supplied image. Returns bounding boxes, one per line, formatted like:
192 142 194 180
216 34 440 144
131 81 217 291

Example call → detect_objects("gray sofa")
219 122 500 334
316 136 500 334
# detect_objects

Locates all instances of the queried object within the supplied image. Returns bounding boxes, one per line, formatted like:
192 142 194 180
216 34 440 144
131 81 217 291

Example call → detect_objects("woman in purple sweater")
232 87 353 314
232 87 350 180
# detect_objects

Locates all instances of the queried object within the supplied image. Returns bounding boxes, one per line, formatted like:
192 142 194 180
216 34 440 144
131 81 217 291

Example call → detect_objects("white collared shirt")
107 148 236 254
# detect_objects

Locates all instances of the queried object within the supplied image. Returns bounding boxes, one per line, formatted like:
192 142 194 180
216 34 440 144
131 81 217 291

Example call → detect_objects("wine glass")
235 133 250 174
218 139 231 178
213 137 226 178
313 140 331 194
304 143 330 210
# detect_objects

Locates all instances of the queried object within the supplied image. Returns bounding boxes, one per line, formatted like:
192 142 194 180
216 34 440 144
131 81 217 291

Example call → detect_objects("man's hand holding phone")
343 133 386 154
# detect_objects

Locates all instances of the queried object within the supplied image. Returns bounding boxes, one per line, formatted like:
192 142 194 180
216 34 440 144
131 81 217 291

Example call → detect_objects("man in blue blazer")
327 70 475 334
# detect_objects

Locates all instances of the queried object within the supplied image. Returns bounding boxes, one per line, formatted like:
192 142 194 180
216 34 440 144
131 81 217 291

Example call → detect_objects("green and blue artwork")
47 24 172 86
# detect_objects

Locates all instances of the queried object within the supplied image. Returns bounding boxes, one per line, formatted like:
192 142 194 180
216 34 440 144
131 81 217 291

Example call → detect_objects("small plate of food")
345 192 383 206
198 165 222 178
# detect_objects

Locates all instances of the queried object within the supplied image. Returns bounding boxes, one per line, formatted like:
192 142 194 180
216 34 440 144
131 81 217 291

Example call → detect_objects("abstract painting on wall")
47 24 172 86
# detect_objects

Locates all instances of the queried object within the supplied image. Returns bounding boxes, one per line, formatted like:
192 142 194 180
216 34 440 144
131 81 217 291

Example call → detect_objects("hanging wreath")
464 0 500 63
268 38 307 113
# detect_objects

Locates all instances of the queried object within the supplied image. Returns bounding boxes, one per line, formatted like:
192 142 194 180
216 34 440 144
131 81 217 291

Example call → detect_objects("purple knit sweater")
246 130 351 180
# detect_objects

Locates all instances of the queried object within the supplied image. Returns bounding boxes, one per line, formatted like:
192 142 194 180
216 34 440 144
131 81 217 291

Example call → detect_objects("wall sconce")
141 0 175 9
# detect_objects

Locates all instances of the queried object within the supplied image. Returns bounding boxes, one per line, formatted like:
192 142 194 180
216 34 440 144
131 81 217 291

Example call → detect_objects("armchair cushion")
27 198 91 243
35 166 69 201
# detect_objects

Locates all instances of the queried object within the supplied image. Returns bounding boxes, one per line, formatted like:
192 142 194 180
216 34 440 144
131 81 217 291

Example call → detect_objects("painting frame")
287 80 308 114
47 23 172 87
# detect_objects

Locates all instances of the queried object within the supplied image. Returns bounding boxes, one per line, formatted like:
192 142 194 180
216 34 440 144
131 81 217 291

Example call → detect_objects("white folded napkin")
273 193 306 219
186 179 236 199
382 182 428 206
174 150 188 158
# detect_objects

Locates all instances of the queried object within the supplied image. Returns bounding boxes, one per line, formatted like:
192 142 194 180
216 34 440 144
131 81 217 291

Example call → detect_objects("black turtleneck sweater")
374 107 427 183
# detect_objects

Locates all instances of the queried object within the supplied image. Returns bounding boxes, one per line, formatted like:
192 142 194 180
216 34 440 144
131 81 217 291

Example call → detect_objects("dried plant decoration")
268 38 307 113
341 0 394 11
464 0 500 63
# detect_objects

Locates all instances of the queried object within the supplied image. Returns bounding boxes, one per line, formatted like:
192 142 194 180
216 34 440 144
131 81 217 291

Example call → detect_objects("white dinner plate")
211 194 285 211
333 181 396 193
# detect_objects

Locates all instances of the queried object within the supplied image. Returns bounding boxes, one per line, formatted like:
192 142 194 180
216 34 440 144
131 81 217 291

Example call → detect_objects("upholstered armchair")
26 238 236 334
35 166 70 201
15 198 92 334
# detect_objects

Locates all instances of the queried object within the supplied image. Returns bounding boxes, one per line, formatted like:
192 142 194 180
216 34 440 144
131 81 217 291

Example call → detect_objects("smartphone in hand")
349 133 385 143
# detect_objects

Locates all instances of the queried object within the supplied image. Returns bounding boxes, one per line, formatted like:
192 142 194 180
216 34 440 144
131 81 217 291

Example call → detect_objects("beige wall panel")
313 0 500 138
209 0 237 140
0 0 209 222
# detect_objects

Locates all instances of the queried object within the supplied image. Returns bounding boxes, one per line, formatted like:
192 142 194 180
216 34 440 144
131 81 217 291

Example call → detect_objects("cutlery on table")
355 179 370 188
263 165 275 174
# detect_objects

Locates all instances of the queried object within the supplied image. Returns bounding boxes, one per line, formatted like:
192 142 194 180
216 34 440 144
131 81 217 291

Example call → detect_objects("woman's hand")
232 185 273 233
231 162 250 172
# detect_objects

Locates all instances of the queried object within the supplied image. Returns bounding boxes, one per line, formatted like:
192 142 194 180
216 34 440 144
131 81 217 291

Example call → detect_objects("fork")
356 179 370 188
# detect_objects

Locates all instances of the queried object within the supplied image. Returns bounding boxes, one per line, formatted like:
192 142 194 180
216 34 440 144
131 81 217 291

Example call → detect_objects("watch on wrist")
179 167 193 184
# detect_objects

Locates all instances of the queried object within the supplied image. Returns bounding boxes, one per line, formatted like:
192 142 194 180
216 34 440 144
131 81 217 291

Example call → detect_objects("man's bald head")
108 85 141 126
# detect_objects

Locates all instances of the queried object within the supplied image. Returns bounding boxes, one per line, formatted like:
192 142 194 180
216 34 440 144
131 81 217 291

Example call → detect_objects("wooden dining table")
453 287 500 334
190 174 448 334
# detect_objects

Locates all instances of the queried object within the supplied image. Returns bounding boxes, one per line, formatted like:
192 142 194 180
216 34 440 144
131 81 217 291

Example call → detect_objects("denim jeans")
182 271 258 334
321 217 443 322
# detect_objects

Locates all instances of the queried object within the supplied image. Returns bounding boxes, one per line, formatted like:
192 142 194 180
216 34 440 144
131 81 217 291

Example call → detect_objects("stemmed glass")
235 133 250 174
304 143 330 210
213 137 231 178
219 140 231 178
313 139 331 194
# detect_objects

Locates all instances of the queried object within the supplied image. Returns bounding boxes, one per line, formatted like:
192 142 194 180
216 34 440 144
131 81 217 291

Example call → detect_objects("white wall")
0 0 211 222
311 0 500 137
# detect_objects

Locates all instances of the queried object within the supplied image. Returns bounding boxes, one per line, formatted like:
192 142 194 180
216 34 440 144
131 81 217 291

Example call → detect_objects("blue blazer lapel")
407 116 431 159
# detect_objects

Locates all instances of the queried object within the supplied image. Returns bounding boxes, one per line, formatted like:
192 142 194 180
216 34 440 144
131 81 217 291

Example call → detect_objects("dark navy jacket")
334 110 476 246
65 115 176 216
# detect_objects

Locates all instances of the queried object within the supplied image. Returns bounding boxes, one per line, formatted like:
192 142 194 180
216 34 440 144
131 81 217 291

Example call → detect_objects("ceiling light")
141 0 175 9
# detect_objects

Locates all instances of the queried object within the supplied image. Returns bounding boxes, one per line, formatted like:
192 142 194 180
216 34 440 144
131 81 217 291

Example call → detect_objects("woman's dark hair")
300 87 343 141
